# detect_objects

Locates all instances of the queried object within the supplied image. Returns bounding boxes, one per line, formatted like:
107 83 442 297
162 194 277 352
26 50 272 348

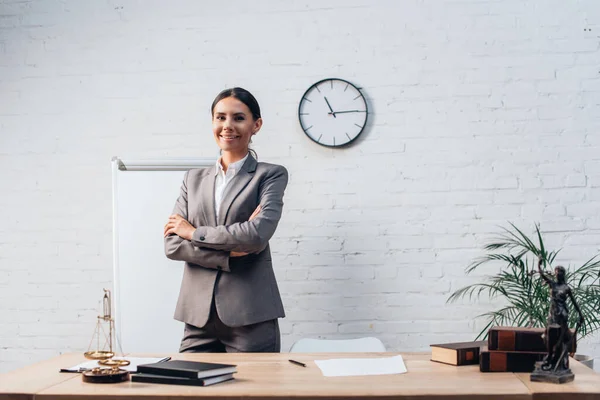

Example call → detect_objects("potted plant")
447 223 600 368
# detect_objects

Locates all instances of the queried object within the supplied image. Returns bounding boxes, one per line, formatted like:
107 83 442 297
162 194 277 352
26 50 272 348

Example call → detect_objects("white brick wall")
2 0 600 372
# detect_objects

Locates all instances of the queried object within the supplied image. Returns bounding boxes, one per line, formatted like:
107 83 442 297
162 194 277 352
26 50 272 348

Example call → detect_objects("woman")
163 87 287 353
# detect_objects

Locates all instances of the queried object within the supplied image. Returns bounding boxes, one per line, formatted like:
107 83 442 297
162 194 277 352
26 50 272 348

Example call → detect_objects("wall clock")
298 78 368 148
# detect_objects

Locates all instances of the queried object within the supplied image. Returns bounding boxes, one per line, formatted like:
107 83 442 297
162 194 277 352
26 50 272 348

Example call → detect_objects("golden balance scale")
82 289 130 383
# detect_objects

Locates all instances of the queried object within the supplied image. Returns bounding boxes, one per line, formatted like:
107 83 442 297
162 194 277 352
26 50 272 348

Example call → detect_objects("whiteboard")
112 157 213 353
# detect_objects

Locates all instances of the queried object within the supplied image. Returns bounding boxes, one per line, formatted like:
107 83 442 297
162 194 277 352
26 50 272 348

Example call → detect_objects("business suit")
164 154 287 351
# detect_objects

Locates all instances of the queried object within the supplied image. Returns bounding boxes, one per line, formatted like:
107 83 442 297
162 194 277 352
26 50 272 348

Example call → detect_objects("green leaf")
448 222 600 341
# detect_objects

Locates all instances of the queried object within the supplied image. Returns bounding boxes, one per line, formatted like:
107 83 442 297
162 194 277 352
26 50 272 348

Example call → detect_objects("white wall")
2 0 600 373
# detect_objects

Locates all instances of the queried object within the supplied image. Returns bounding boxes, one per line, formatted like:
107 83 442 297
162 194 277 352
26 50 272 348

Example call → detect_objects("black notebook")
132 372 234 386
137 360 237 379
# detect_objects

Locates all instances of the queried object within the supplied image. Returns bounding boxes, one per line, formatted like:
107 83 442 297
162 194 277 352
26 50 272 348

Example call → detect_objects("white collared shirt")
214 153 249 219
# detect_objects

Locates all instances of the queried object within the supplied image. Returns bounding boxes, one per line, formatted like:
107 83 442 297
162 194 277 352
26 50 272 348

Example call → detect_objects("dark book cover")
488 326 576 353
132 372 234 386
137 360 237 379
480 350 546 372
430 340 487 366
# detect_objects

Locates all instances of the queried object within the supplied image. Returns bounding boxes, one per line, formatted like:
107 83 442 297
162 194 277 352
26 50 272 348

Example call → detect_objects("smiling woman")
211 89 262 157
163 87 288 353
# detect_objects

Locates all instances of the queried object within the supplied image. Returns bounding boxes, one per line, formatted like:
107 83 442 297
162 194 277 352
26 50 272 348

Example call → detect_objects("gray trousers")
179 301 280 353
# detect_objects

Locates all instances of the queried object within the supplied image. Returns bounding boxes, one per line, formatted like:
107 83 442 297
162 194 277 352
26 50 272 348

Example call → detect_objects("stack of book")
479 326 575 373
133 360 237 386
430 326 576 373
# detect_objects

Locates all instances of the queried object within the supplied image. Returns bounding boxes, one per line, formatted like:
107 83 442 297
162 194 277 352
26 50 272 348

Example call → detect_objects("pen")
288 359 306 367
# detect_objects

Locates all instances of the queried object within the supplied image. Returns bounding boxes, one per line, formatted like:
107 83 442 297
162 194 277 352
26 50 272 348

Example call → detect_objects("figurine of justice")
530 259 584 384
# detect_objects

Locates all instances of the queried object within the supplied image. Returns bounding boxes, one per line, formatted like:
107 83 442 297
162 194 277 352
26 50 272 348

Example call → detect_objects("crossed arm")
163 167 288 271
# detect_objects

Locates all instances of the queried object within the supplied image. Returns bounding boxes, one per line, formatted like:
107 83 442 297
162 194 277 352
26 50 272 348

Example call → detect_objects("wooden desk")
0 353 598 400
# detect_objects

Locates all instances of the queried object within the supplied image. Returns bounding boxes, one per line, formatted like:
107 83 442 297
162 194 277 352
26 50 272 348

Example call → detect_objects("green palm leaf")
448 223 600 342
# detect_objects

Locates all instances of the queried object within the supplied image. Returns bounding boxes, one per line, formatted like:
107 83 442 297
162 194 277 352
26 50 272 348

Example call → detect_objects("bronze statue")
530 259 584 384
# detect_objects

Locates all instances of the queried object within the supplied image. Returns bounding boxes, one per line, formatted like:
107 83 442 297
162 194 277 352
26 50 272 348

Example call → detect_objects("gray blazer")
164 155 287 328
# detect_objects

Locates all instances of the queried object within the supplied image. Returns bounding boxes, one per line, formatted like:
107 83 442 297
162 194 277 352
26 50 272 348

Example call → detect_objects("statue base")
530 362 574 384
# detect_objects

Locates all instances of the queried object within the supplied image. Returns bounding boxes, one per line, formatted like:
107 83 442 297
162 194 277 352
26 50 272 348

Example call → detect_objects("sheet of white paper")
314 355 407 377
61 356 170 373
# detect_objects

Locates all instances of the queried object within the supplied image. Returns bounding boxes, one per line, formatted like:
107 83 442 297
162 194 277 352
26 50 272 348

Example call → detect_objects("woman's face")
212 96 262 154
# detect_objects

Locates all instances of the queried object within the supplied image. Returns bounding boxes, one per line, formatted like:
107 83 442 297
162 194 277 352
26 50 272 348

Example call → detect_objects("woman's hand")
164 214 196 240
230 205 261 257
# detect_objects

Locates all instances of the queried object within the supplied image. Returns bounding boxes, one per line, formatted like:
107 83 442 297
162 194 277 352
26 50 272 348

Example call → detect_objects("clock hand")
323 96 336 118
327 110 365 114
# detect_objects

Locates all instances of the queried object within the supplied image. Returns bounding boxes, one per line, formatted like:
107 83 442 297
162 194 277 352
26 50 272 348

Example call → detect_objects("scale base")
82 368 130 384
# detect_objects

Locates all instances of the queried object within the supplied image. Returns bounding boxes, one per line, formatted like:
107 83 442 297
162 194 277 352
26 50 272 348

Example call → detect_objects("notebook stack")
133 360 237 386
480 326 575 373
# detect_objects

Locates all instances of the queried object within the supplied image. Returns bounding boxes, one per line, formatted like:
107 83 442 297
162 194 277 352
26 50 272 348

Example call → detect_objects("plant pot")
574 354 594 369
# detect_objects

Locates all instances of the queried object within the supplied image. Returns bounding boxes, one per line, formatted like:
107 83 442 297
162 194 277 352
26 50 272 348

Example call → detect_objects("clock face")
298 78 368 148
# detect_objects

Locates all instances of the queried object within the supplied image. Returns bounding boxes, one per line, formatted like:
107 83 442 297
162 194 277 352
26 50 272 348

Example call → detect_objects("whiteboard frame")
111 157 214 352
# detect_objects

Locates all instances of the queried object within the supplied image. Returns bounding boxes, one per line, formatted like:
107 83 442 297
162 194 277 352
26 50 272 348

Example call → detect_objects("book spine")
488 329 543 351
136 366 197 379
132 375 205 386
480 351 546 372
456 347 481 366
488 328 576 353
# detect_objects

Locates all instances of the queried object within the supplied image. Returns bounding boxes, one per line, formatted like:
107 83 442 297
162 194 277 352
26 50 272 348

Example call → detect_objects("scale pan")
84 351 114 360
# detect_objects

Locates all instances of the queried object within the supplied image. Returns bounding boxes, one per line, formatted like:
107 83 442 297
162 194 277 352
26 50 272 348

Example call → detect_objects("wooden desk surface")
0 352 598 400
516 361 600 400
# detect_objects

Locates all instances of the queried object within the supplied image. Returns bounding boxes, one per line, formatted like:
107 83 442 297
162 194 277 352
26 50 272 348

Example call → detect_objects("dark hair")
211 87 261 121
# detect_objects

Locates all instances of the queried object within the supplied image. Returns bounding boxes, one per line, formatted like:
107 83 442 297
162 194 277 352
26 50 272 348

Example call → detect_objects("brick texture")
1 0 600 372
